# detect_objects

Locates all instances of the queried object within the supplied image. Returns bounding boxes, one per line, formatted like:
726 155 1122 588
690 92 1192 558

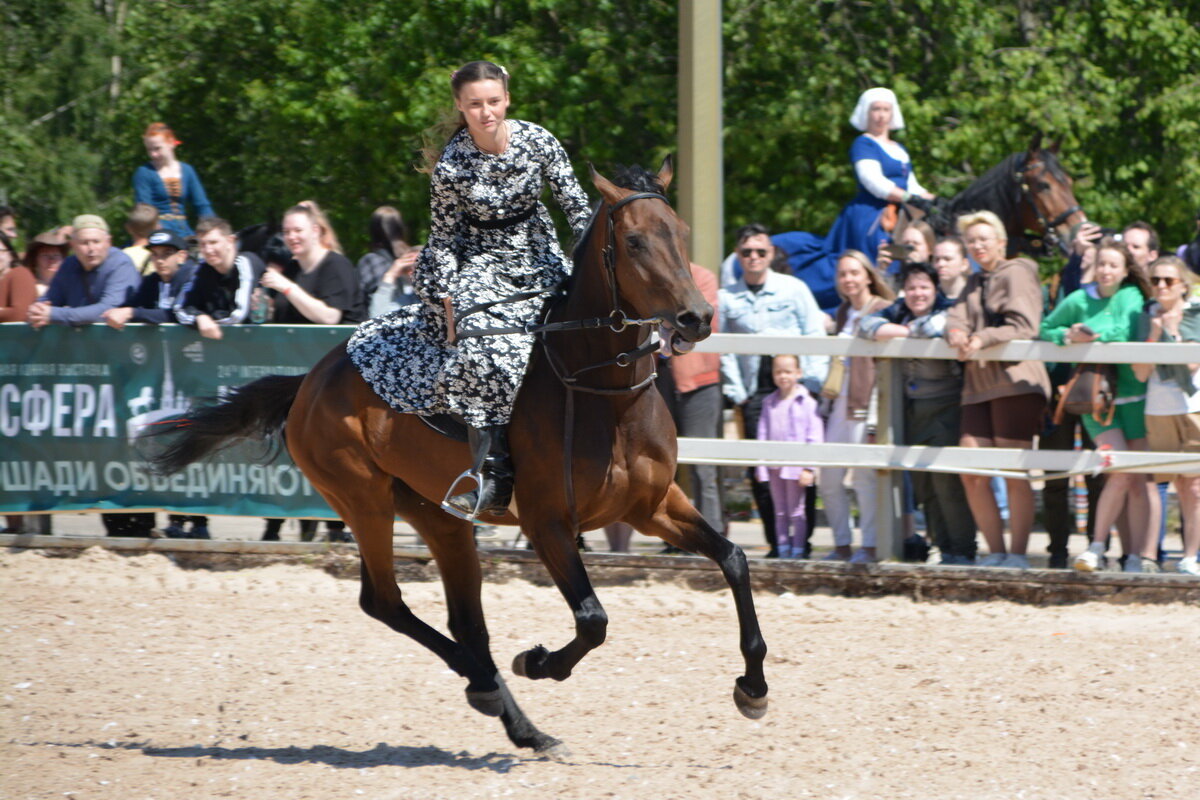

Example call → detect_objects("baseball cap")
147 229 188 251
71 214 110 234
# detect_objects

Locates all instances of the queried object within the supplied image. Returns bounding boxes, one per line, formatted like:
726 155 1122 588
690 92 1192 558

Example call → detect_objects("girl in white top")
1132 255 1200 576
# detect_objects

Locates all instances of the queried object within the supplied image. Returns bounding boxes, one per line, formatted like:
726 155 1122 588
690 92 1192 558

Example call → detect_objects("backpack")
1053 363 1117 425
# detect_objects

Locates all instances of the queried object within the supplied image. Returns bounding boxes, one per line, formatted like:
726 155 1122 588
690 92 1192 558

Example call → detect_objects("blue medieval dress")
737 134 921 312
347 120 590 428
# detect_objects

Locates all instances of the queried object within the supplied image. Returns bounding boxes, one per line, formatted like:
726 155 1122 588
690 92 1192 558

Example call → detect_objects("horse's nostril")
677 312 702 330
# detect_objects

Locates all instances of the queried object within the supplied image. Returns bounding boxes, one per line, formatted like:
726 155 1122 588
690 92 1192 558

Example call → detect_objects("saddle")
417 412 469 443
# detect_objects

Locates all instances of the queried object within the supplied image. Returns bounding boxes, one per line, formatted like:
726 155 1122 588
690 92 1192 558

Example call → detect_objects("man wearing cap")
101 229 198 329
26 214 140 328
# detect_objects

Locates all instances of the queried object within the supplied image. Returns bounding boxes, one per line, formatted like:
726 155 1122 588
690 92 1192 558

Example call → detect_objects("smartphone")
1077 324 1096 336
881 243 911 260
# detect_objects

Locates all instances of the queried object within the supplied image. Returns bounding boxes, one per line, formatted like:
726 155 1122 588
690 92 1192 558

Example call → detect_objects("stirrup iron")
440 469 486 521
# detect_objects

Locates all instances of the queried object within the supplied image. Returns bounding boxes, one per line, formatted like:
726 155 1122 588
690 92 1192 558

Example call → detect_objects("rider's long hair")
419 61 510 175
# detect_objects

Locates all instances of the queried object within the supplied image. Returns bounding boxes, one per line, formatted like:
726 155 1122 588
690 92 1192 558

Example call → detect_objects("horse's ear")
1048 138 1062 155
1028 131 1043 154
589 163 625 205
657 155 674 191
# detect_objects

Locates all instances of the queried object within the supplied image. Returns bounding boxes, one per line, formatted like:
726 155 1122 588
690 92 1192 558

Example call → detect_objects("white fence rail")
677 334 1200 559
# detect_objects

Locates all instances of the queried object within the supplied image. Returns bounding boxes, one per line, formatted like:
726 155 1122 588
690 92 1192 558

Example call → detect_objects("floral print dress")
348 120 591 427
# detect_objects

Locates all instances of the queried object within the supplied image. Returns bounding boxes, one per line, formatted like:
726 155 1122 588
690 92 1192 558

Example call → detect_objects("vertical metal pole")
678 0 723 275
874 358 904 560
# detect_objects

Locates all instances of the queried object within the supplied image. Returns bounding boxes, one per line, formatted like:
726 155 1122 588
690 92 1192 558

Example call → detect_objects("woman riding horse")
350 60 591 520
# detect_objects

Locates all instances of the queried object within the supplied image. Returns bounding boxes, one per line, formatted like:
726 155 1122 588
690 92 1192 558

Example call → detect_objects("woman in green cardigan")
1041 236 1157 573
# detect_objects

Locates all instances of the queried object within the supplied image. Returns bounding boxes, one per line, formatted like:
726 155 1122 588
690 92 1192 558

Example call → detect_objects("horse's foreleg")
391 483 567 757
629 483 769 719
512 522 608 684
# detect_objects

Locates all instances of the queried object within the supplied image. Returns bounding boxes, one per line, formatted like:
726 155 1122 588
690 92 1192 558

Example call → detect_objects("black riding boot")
445 425 515 519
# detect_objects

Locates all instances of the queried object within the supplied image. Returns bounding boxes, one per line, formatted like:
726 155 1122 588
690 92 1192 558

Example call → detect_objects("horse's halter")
1016 157 1084 255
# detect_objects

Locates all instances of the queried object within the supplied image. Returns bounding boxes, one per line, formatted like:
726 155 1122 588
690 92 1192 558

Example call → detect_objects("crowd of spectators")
720 211 1199 576
2 115 1198 577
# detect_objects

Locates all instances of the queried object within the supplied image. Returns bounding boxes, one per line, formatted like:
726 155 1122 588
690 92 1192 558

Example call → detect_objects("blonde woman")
945 211 1050 569
1132 256 1200 576
819 250 895 563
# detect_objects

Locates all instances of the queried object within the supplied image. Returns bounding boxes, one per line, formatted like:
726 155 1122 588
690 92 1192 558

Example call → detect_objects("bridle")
454 190 673 394
1015 156 1084 255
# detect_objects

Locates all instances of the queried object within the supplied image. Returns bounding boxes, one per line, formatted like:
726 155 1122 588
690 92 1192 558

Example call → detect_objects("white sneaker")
1176 555 1200 576
1074 542 1107 573
1001 553 1030 570
1124 554 1143 573
977 552 1007 567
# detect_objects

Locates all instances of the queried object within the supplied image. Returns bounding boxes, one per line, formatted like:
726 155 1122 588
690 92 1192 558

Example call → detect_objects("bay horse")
896 132 1087 257
150 159 768 757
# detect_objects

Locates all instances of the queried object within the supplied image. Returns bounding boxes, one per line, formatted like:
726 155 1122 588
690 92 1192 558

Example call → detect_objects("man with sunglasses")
720 223 828 557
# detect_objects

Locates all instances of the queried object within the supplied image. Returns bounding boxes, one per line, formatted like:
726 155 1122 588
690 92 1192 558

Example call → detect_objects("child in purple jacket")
756 354 824 558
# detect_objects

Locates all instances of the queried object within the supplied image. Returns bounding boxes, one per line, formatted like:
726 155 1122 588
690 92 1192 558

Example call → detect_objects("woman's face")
282 212 319 257
900 227 931 262
1093 247 1129 294
867 100 893 134
1150 263 1187 308
455 79 510 139
932 241 969 286
903 272 937 318
836 257 871 302
143 135 175 166
964 223 1005 270
36 248 63 282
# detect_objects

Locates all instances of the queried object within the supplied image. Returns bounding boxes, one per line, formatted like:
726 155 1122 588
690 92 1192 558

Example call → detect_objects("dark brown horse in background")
896 133 1087 257
150 160 768 757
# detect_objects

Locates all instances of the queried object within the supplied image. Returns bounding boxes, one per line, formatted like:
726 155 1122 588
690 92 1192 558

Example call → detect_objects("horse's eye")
625 235 644 251
1037 181 1051 191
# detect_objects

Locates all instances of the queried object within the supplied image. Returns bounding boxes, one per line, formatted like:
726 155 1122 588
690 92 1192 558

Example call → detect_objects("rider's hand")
443 297 456 345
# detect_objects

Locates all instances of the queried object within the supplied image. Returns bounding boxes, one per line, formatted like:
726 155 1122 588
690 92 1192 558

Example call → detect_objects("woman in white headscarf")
825 87 935 264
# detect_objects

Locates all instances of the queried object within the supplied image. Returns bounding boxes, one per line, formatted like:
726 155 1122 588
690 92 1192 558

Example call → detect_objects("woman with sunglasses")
1132 256 1200 576
1041 236 1158 573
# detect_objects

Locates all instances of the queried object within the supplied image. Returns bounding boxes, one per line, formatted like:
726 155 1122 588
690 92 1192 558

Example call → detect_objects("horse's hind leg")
390 481 567 756
628 483 769 720
301 463 505 719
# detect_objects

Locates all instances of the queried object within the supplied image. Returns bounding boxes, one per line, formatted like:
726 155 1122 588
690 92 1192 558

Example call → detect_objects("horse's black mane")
947 148 1067 224
611 164 665 194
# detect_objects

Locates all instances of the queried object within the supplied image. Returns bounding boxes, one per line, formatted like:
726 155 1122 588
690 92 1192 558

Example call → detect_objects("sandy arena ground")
2 546 1197 800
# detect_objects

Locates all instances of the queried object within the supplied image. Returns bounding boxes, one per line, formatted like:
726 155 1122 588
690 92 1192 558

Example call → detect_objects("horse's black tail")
146 374 306 475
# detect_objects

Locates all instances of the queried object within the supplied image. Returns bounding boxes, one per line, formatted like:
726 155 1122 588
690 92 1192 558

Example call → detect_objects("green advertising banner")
0 323 351 518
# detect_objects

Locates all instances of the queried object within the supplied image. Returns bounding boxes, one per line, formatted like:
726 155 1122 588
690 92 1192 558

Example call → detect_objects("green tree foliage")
2 0 1197 257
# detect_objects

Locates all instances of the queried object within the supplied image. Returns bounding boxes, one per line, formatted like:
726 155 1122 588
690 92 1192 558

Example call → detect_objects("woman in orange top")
0 231 37 322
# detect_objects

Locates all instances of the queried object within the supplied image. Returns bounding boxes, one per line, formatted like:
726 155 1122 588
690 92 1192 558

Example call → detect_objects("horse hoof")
512 645 548 679
465 688 504 717
733 684 769 720
534 739 571 761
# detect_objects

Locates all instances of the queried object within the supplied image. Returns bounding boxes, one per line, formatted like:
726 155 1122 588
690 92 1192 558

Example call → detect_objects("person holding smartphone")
1041 236 1158 573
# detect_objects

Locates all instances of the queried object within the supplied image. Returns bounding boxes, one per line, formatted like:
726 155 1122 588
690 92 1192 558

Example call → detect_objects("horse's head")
588 158 713 352
1017 134 1087 254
